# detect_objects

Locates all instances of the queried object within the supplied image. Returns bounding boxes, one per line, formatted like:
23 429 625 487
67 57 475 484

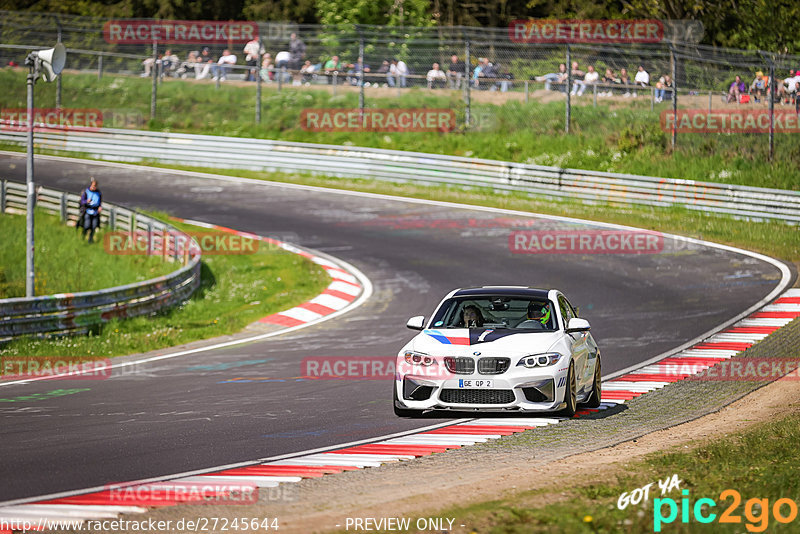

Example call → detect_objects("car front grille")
439 389 516 404
444 357 475 374
477 357 510 374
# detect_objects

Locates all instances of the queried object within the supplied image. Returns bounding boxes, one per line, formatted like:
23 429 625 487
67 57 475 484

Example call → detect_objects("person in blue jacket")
80 179 102 243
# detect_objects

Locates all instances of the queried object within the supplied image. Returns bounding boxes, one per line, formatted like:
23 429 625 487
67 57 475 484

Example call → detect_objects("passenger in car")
460 305 485 328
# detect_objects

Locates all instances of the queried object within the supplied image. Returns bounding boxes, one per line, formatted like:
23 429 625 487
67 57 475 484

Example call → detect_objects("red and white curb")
600 287 800 403
171 218 364 328
2 289 797 529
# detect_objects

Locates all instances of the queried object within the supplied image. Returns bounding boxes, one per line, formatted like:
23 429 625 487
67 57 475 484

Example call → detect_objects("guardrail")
1 127 798 223
0 179 202 340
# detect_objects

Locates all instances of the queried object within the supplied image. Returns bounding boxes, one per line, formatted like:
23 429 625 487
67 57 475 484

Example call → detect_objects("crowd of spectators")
139 43 800 107
536 62 672 101
139 44 515 91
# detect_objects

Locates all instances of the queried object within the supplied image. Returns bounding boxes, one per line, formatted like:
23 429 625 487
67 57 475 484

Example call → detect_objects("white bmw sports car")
394 287 602 417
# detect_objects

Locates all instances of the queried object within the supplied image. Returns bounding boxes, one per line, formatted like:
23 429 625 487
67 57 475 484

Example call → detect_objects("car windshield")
430 296 558 331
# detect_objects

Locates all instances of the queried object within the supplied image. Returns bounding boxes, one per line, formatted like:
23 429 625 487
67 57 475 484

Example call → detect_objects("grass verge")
1 69 798 190
0 215 330 359
0 209 173 298
431 410 800 533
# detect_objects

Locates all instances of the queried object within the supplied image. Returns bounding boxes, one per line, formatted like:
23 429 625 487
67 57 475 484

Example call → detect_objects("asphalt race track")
0 153 791 502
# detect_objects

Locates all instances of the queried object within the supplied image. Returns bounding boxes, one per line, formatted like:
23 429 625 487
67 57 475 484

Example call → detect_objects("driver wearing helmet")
516 301 551 329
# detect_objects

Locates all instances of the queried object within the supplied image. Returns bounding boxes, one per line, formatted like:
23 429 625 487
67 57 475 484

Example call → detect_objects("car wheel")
393 383 422 417
582 355 602 409
561 361 577 417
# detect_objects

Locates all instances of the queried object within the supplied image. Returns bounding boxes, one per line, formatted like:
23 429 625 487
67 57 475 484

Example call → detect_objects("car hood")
410 328 562 357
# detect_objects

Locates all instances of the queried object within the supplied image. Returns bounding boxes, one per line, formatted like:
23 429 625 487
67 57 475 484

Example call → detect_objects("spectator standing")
289 33 306 76
80 180 102 243
243 37 264 81
396 59 409 87
427 62 447 89
633 65 650 97
727 75 746 103
446 55 466 89
274 50 290 83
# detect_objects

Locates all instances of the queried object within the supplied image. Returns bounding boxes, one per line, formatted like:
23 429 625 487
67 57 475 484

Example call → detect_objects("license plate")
458 379 493 388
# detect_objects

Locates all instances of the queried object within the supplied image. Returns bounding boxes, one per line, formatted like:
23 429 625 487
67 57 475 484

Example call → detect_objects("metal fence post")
147 220 153 256
98 53 103 80
465 39 471 129
60 192 67 222
524 80 529 103
332 71 337 95
708 91 712 112
278 66 283 91
150 40 157 120
255 37 262 125
761 51 776 162
55 16 62 110
110 207 116 230
565 44 571 134
670 46 677 151
593 83 597 107
1 179 5 214
358 30 365 123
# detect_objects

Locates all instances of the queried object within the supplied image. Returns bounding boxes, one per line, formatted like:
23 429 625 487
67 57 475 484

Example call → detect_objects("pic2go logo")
654 489 799 532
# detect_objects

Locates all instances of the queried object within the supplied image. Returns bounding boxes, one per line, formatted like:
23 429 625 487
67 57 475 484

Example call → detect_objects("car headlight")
517 352 563 368
404 351 437 366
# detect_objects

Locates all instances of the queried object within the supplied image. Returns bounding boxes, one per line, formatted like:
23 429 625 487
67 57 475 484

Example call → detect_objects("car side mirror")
566 317 590 333
406 315 425 330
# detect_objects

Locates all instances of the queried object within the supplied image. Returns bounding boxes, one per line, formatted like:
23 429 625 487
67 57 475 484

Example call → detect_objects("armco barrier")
0 180 201 340
1 127 799 223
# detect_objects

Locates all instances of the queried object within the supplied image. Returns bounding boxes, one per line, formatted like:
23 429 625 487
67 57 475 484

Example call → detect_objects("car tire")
560 361 577 417
582 355 602 408
393 383 422 417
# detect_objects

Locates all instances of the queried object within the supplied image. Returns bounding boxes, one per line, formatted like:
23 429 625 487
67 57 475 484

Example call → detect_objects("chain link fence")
1 11 799 163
